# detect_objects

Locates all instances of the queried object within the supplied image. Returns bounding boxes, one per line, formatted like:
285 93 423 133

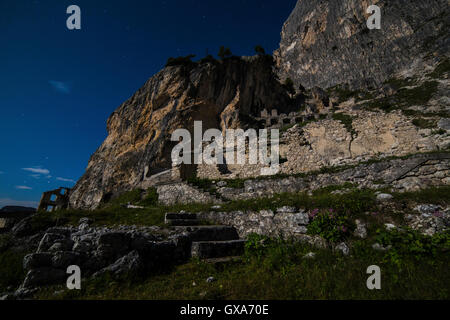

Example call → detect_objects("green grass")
9 185 450 300
327 86 374 104
0 235 26 293
384 77 418 89
363 80 440 114
396 81 439 106
391 186 450 205
32 186 377 229
30 182 450 233
34 234 450 300
220 187 377 218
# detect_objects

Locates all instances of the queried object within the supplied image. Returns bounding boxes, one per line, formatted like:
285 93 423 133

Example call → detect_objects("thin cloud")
56 177 76 183
0 171 4 174
49 80 71 94
16 185 32 190
22 167 50 175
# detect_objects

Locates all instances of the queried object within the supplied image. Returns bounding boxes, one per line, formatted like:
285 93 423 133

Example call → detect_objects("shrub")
199 54 216 64
307 208 353 243
375 228 450 269
165 54 196 67
245 233 271 259
412 118 435 129
139 187 158 206
254 45 266 55
218 46 232 59
282 78 296 96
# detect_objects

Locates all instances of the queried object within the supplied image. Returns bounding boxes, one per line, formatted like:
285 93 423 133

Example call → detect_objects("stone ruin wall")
197 109 450 180
215 153 450 202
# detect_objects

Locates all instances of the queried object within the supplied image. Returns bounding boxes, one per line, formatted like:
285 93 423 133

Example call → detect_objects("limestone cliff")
275 0 449 89
69 56 295 209
69 1 450 210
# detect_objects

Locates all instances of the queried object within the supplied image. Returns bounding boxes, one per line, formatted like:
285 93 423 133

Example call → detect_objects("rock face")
275 0 449 89
68 1 449 210
69 56 294 209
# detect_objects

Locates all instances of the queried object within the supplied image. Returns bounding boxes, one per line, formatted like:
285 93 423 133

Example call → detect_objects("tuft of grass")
395 81 439 106
139 187 158 207
0 248 26 293
392 186 450 204
103 189 144 208
384 77 417 89
363 80 440 114
412 118 435 129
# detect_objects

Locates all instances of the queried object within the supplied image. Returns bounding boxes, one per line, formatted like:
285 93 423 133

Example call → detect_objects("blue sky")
0 0 296 208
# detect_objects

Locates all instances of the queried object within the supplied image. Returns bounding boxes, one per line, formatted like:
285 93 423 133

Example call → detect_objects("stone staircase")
165 212 245 259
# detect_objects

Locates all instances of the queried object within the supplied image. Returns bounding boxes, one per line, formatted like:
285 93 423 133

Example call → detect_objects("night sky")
0 0 296 208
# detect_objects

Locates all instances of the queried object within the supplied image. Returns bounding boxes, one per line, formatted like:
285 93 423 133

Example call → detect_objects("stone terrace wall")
197 110 449 180
216 153 450 201
198 207 327 247
157 183 221 205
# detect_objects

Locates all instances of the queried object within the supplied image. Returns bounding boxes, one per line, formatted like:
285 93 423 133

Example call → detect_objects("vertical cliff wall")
274 0 449 89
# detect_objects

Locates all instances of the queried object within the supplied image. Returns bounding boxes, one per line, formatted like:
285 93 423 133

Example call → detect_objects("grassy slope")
25 186 450 300
35 238 449 300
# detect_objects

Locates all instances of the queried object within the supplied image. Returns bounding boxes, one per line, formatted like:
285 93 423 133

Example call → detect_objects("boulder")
52 251 82 269
354 220 367 239
23 253 53 270
48 239 74 252
21 268 66 288
335 242 350 256
37 233 66 253
93 250 143 278
97 232 131 256
72 241 92 253
437 118 450 131
376 193 393 201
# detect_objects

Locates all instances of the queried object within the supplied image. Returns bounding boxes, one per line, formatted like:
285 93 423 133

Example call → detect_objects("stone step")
191 240 245 259
165 219 202 226
182 225 240 242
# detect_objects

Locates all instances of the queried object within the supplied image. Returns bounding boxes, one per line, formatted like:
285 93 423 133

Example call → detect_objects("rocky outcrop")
69 56 295 210
275 0 450 89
